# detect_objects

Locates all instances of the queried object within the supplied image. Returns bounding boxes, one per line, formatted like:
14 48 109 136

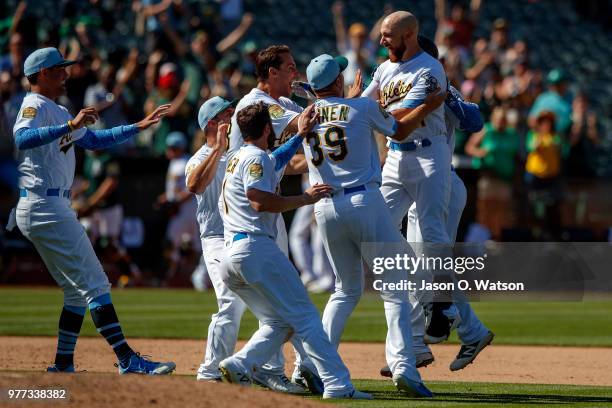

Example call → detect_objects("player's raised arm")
392 88 447 141
187 123 229 194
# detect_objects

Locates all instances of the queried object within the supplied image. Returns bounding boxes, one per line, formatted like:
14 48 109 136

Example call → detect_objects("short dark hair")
255 45 291 81
236 102 272 141
26 73 39 85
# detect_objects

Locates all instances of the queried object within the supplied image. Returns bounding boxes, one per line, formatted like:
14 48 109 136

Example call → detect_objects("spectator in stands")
529 69 572 134
435 0 482 52
489 18 511 62
465 106 520 239
567 93 600 178
332 0 386 86
84 51 139 131
525 111 566 239
1 70 25 129
157 132 199 281
0 33 25 77
144 62 192 156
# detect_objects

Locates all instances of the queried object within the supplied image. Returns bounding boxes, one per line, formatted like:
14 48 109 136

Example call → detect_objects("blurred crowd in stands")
0 0 610 287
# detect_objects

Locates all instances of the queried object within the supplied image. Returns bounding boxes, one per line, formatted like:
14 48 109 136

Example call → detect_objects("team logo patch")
422 72 439 94
248 163 263 179
22 107 37 119
268 104 285 119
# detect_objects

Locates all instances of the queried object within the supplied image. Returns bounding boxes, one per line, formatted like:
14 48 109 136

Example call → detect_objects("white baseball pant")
315 186 423 382
15 193 111 307
220 234 353 395
407 171 489 347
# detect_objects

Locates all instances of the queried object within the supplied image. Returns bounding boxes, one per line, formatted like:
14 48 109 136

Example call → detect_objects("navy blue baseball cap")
306 54 348 91
198 96 236 130
23 47 76 76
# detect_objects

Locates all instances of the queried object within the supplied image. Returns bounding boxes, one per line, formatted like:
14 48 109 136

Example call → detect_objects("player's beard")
388 44 407 62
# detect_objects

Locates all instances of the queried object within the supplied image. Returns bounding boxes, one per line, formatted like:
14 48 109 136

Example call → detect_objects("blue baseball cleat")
118 353 176 375
393 375 434 397
46 364 75 373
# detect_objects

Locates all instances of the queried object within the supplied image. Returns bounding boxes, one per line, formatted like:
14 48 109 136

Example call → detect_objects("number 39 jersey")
303 96 396 190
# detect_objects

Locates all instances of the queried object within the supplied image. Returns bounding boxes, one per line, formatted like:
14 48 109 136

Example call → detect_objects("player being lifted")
302 53 445 397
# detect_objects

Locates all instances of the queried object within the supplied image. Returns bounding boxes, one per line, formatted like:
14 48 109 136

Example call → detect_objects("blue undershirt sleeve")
270 134 303 171
75 125 139 150
14 123 71 150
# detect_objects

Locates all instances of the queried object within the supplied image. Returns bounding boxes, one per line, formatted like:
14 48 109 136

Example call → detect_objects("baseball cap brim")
334 56 348 72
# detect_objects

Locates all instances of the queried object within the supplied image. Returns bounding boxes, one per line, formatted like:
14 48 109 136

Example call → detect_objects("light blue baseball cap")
306 54 348 91
166 131 187 149
197 96 236 130
23 47 76 76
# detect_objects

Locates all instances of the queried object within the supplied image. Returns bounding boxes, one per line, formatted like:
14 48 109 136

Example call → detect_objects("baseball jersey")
363 51 447 142
185 144 226 238
304 97 396 189
13 93 86 190
221 144 279 239
227 88 303 160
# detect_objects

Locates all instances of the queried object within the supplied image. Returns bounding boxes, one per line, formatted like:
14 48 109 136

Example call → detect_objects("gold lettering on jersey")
59 133 74 154
226 157 239 174
381 80 413 108
317 105 351 124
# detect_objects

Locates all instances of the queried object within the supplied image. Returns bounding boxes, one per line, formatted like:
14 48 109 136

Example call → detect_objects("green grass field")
0 287 611 346
1 287 612 407
328 380 612 407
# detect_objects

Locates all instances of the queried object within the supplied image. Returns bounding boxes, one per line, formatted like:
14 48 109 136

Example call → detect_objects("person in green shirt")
465 106 520 239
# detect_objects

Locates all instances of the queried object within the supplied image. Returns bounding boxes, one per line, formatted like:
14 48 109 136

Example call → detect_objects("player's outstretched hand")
135 104 172 130
297 104 319 136
303 183 334 204
215 122 230 151
347 69 363 98
423 87 447 113
71 108 99 129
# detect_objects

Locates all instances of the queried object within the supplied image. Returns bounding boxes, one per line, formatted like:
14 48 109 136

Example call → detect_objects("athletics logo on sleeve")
268 104 285 119
422 72 439 94
248 163 263 180
22 107 37 118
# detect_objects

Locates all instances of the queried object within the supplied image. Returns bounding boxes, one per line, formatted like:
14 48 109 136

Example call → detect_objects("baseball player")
303 54 446 397
8 47 174 374
362 11 456 362
218 101 371 400
379 36 494 377
186 96 303 393
223 45 322 392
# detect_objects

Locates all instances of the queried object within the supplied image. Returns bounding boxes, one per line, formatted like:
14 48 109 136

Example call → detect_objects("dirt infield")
1 336 611 387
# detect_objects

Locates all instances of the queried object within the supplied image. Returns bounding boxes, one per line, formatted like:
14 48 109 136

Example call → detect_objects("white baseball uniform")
186 144 247 380
363 52 453 352
228 87 304 255
303 95 423 382
11 92 110 307
406 97 489 347
219 144 354 395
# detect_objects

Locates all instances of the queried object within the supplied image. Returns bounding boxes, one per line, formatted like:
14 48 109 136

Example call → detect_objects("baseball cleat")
219 358 251 386
46 364 75 373
292 365 324 395
323 389 373 400
450 331 494 371
252 371 307 394
380 351 435 377
425 310 458 344
118 353 176 375
393 374 434 398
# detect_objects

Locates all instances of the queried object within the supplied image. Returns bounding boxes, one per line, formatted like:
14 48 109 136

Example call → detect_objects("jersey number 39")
306 126 348 166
